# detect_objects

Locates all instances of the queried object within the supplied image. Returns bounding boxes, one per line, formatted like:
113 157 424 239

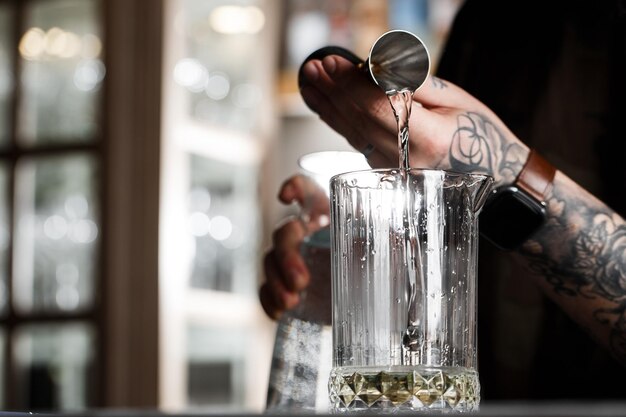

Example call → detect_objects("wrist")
479 149 556 250
491 146 531 188
447 111 529 187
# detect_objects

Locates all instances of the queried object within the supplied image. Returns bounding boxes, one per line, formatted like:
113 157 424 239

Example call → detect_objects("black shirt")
437 0 626 400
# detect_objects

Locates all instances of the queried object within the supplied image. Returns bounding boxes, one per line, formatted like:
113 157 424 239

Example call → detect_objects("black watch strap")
516 149 556 204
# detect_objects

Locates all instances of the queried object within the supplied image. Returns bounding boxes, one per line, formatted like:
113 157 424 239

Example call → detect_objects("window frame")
0 0 105 409
0 0 164 409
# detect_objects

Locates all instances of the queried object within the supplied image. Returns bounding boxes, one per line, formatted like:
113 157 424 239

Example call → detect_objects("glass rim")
330 167 494 184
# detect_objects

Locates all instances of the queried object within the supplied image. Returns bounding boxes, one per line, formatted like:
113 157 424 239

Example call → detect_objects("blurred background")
0 0 461 412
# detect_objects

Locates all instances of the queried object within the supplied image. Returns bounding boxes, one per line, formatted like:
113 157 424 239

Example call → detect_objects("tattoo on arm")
431 76 448 89
448 112 526 184
448 111 626 365
522 186 626 365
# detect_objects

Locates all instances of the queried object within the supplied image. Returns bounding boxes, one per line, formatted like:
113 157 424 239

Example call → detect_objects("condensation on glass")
0 5 13 148
13 153 99 314
187 154 259 294
18 0 104 144
13 322 95 410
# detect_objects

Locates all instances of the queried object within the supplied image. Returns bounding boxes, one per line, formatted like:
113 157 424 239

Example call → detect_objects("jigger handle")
297 46 370 89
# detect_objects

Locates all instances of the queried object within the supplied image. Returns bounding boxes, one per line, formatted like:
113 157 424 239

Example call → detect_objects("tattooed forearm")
521 178 626 365
447 111 626 364
448 112 527 185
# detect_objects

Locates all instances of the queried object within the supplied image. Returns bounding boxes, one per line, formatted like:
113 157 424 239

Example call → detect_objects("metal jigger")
298 29 431 94
365 30 430 94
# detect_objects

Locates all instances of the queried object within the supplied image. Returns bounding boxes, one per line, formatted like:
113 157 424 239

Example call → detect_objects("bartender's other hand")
259 175 330 320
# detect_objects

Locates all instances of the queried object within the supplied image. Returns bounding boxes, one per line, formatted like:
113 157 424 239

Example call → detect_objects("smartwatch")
479 149 556 250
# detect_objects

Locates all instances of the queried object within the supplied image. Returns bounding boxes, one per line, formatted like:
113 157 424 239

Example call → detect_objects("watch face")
479 186 546 250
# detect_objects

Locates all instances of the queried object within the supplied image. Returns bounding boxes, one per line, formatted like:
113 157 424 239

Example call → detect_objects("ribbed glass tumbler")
328 169 492 413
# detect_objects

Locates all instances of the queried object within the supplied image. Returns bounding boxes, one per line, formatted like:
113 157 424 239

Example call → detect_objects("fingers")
259 254 300 320
259 281 297 321
302 55 481 119
300 56 458 170
260 218 311 320
317 56 399 133
300 58 399 162
278 174 332 231
279 175 327 214
300 83 397 164
259 283 282 320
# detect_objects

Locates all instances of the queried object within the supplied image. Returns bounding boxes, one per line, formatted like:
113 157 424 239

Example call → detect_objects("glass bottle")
265 151 369 413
